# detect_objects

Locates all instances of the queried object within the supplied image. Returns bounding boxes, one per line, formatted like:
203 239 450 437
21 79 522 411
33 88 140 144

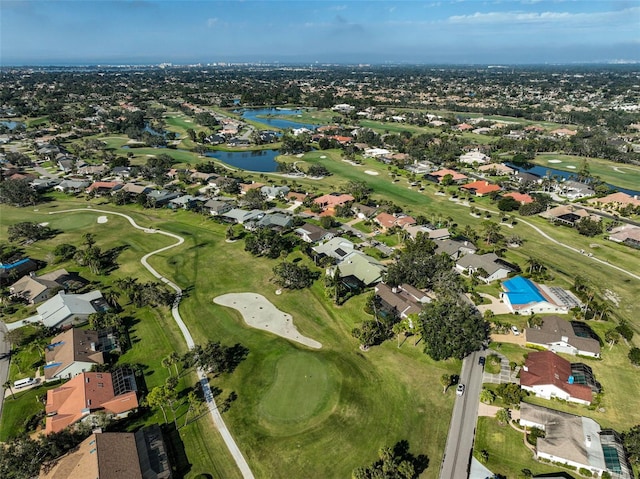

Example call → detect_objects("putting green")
258 352 339 433
46 211 110 231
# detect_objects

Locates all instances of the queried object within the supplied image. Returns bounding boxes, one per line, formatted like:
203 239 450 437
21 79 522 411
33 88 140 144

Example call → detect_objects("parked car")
511 325 520 336
478 356 485 367
456 384 465 396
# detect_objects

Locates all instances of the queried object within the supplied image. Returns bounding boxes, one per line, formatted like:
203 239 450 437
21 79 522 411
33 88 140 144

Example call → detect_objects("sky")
1 0 639 65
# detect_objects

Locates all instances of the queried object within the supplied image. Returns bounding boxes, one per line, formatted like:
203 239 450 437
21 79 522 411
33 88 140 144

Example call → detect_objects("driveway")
482 351 520 385
474 293 511 315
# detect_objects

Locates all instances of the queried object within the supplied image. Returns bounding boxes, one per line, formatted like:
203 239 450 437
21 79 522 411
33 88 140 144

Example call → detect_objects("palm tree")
162 356 173 377
3 380 15 400
104 289 121 310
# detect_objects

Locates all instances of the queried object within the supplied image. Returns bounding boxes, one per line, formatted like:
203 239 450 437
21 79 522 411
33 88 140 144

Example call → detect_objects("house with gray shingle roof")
36 290 109 328
455 253 518 283
525 315 600 358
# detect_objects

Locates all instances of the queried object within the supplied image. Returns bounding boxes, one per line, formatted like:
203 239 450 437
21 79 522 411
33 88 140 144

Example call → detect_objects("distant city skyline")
2 0 639 66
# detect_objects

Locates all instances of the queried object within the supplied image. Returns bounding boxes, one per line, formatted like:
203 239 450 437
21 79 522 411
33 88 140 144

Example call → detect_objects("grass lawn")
0 382 63 441
474 417 575 478
534 153 640 192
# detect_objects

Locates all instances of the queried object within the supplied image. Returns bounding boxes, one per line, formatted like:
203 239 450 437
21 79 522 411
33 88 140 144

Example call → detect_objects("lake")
205 149 281 172
240 108 319 131
507 163 640 197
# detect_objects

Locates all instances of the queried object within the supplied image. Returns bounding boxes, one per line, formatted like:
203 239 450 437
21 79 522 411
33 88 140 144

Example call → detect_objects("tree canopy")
418 295 487 361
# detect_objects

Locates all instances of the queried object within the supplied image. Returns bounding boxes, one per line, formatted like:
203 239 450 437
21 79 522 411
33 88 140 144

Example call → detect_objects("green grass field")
534 153 640 192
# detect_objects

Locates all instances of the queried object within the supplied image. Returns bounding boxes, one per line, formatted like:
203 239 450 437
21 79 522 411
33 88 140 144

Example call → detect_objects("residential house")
111 166 133 179
405 161 433 175
44 328 107 381
36 290 109 328
404 224 450 241
461 180 501 196
515 171 541 185
374 283 429 320
168 195 198 210
332 251 386 288
261 185 290 199
352 203 378 220
240 182 265 195
426 168 468 184
520 351 595 405
459 150 490 165
54 179 90 193
312 237 356 263
252 212 293 230
287 191 308 205
313 193 355 215
374 212 416 232
9 269 73 304
500 276 582 315
608 224 640 249
204 199 233 216
146 190 180 207
0 257 39 284
45 370 138 434
540 205 599 227
57 157 76 173
86 181 122 196
364 148 391 158
525 315 601 358
503 192 534 204
478 163 515 176
295 223 334 244
77 164 107 176
455 253 518 283
550 128 578 137
118 183 152 197
40 425 172 479
519 403 633 479
556 180 595 200
434 239 476 260
221 208 264 225
589 192 640 211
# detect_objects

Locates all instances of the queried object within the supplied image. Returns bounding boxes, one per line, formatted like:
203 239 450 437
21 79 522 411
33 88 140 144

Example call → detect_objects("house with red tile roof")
550 128 577 137
520 351 595 405
427 168 468 184
239 182 265 194
503 192 534 204
455 123 474 131
589 191 640 210
45 371 138 434
374 212 416 232
85 181 122 195
313 193 355 214
461 180 501 196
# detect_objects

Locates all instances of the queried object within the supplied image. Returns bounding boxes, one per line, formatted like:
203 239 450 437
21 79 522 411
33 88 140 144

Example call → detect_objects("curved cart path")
50 208 254 479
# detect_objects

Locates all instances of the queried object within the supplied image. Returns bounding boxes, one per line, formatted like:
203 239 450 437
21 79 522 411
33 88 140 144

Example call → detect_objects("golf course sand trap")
365 170 379 175
548 159 562 163
97 216 108 223
214 293 322 349
566 165 576 169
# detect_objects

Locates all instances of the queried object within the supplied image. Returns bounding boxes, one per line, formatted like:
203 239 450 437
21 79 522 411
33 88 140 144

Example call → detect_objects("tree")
3 380 15 400
604 328 620 349
629 347 640 366
576 217 602 237
0 178 40 206
147 386 170 424
352 440 427 479
345 180 371 202
623 425 640 466
440 374 453 393
497 196 520 212
183 389 206 428
272 261 317 289
419 296 487 361
242 188 266 210
616 320 634 342
480 220 502 244
8 222 55 243
496 408 511 426
497 383 524 406
53 243 77 261
480 388 496 404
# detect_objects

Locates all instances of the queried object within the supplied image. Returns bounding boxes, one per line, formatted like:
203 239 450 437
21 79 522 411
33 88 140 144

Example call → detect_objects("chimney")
90 342 96 352
561 336 569 343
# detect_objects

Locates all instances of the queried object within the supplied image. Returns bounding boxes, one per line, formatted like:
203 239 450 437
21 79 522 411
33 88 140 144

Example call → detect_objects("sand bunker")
38 222 49 227
214 293 322 349
320 155 327 159
566 165 576 169
364 170 379 175
97 216 108 224
548 159 562 164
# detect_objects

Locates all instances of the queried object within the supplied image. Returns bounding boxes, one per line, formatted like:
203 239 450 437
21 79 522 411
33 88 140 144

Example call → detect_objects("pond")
507 162 640 197
240 108 319 131
205 149 281 172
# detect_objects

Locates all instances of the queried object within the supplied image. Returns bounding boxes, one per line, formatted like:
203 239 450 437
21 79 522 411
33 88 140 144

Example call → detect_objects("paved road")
440 350 484 479
50 208 255 479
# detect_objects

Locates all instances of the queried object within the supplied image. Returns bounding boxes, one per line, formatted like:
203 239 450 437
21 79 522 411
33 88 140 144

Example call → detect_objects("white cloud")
206 17 218 28
447 7 640 26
